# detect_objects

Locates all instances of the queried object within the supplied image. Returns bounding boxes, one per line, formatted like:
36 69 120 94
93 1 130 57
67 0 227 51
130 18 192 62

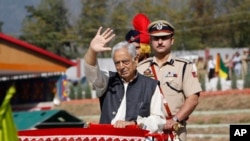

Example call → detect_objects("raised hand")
90 26 116 53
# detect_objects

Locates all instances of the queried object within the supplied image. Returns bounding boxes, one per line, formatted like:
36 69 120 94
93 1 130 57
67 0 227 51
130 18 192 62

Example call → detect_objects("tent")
13 110 85 130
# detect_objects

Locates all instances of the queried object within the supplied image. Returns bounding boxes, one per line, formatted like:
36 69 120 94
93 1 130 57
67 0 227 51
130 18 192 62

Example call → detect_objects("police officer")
125 13 151 63
137 20 202 141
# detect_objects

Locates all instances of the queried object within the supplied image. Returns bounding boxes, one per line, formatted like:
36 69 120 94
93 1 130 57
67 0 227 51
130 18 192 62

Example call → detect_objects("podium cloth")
18 124 151 141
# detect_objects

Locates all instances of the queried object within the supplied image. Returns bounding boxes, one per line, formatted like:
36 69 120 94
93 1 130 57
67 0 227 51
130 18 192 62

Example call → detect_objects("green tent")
13 109 85 130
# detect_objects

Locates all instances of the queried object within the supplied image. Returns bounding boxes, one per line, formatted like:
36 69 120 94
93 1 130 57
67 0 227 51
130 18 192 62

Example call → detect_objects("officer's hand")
164 119 177 130
90 26 115 53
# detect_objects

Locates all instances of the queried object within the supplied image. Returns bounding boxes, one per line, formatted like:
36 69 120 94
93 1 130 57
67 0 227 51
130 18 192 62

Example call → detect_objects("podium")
18 124 151 141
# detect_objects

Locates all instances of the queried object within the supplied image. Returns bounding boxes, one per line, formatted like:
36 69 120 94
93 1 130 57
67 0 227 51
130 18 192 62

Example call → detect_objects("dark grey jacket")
99 72 159 123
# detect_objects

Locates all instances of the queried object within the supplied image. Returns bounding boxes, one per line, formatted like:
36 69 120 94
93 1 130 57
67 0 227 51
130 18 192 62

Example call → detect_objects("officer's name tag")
230 124 250 140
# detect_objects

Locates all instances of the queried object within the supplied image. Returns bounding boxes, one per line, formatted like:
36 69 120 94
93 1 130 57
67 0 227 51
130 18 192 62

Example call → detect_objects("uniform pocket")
165 78 183 93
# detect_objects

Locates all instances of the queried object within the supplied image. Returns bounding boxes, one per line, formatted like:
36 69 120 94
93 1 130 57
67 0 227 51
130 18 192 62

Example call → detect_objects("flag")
215 53 229 79
0 85 18 141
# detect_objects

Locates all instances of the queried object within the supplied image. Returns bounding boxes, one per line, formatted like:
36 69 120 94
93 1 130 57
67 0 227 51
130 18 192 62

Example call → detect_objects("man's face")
150 34 174 55
113 47 137 82
132 42 148 62
132 42 141 61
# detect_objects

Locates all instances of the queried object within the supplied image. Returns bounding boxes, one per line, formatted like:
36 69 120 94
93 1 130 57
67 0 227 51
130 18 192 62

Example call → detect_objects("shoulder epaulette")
174 57 193 82
175 57 193 64
138 57 153 66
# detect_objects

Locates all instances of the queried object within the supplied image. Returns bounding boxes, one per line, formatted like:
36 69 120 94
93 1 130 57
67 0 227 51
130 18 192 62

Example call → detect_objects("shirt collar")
151 53 175 66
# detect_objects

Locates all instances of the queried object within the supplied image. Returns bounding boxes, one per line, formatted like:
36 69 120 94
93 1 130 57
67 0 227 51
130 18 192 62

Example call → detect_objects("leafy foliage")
20 0 79 59
84 82 92 99
19 0 250 59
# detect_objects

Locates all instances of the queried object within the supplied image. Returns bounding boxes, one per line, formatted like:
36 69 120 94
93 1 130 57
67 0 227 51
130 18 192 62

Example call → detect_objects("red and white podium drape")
18 124 150 141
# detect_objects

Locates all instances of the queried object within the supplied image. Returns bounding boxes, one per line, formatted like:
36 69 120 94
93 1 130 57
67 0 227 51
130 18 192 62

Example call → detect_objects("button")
112 111 116 115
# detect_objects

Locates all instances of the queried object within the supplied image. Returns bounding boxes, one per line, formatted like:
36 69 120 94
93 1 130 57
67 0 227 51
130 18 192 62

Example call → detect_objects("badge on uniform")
165 72 177 77
143 68 154 77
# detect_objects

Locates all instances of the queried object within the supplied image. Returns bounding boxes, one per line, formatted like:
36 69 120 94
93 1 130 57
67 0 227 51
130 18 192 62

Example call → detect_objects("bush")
84 82 92 99
76 83 83 99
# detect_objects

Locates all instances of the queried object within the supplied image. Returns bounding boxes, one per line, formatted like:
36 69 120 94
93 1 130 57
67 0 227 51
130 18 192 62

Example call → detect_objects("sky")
0 0 81 37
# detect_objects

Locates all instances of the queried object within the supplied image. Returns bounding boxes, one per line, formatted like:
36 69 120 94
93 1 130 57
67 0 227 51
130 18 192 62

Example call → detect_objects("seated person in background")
83 27 166 133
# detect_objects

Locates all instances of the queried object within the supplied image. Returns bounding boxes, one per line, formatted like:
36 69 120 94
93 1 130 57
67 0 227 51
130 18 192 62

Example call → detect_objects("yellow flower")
140 43 151 54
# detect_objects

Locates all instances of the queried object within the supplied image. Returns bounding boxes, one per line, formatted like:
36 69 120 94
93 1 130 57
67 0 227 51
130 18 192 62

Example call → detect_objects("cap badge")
156 23 163 30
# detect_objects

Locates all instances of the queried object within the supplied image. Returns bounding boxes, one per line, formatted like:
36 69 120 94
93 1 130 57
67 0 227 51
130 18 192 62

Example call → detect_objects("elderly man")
83 27 166 133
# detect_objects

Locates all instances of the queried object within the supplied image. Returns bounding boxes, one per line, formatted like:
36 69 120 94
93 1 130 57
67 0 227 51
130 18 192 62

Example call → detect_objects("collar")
121 72 138 84
150 53 175 66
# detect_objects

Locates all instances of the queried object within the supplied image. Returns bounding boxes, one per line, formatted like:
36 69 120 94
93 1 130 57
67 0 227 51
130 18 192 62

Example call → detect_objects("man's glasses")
152 34 173 41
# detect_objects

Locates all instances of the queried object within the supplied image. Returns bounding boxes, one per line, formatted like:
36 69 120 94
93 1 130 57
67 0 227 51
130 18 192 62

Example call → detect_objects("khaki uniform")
145 20 201 141
137 53 202 118
241 53 248 78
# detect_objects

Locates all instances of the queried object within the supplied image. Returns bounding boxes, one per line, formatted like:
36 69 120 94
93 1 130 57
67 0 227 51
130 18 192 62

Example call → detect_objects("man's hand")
113 120 136 128
90 26 116 53
164 118 178 130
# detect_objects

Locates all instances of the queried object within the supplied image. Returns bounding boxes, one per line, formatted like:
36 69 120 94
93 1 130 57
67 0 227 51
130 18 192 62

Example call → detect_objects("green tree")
76 0 175 57
224 0 250 47
108 0 174 54
175 0 217 50
109 1 130 45
20 0 79 59
18 0 250 59
76 0 109 57
76 82 83 99
173 0 250 49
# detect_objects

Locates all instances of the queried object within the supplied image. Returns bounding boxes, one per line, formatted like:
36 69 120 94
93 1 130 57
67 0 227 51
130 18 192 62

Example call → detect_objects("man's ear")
171 38 175 45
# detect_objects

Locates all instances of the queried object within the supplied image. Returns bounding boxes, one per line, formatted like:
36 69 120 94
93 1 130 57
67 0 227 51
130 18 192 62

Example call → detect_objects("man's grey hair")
111 41 137 59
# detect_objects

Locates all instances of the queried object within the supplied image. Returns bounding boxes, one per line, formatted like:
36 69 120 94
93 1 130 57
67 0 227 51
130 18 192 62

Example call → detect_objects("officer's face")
151 34 174 55
132 42 148 63
132 42 141 62
113 47 137 82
